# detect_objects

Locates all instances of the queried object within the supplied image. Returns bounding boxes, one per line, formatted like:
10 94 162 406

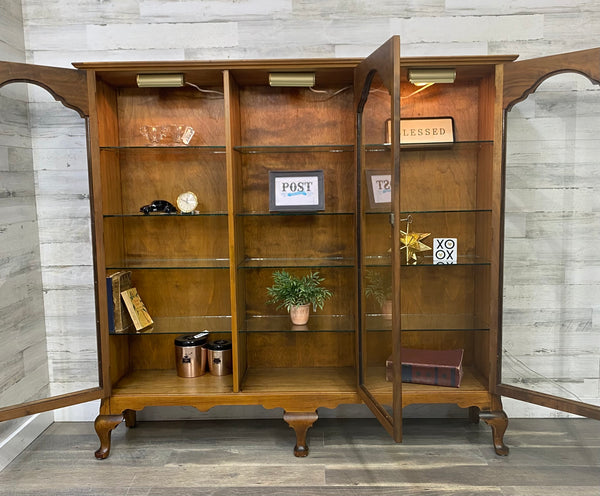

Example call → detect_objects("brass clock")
176 191 198 214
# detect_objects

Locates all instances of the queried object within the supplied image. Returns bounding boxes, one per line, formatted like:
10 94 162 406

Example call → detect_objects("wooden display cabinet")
1 38 599 458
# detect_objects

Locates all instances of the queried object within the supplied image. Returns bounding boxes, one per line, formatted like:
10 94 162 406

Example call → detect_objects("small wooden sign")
386 117 455 145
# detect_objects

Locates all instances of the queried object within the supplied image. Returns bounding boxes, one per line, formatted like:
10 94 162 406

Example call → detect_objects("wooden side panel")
503 48 600 110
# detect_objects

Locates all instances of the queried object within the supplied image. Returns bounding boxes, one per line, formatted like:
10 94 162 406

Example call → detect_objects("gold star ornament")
400 226 431 265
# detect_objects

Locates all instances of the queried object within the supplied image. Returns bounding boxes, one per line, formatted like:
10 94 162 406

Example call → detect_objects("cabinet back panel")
245 332 355 368
364 212 488 261
110 216 229 261
129 333 231 370
243 215 354 260
366 330 481 370
400 79 486 141
400 266 486 320
240 152 355 213
117 87 226 147
400 146 491 212
129 268 231 317
239 87 354 146
114 150 227 214
244 266 354 317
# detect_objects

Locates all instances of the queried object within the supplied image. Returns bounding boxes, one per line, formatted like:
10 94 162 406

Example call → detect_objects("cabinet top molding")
72 55 518 88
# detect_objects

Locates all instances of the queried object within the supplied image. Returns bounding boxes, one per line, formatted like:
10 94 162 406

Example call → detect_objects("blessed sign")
269 170 325 212
386 117 455 145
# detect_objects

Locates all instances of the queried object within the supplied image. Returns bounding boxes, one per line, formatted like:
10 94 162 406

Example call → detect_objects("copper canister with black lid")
205 339 233 376
174 331 208 377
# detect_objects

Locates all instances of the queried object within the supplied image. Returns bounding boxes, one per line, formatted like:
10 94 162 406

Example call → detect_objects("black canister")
205 339 233 376
174 332 208 377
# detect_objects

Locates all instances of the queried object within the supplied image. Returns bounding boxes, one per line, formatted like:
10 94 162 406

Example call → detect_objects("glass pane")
502 73 600 407
359 71 393 414
0 82 99 409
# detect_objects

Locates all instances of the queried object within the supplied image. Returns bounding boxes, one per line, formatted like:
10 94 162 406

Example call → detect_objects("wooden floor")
1 417 599 495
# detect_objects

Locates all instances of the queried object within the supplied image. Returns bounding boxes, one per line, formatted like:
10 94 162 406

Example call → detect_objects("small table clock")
176 191 198 214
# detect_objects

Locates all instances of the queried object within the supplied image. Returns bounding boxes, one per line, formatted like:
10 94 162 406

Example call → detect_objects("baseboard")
0 412 53 472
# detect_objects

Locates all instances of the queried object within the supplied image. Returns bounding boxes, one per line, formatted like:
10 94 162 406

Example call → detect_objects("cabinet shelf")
365 140 493 152
110 316 232 335
237 211 354 217
106 258 230 269
365 255 491 267
100 145 226 153
239 257 355 269
242 314 354 333
365 314 490 332
104 212 228 218
234 144 353 154
363 366 489 406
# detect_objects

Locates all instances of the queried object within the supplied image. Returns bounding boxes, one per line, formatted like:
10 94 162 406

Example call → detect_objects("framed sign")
269 170 325 212
366 170 392 209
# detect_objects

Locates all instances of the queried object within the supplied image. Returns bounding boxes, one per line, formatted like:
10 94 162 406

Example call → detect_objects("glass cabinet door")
355 36 402 439
0 62 104 421
499 49 600 419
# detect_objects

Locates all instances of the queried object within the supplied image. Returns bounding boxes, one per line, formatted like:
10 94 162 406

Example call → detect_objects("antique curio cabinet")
1 37 598 458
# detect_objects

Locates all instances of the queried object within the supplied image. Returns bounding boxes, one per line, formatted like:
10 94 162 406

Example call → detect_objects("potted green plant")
364 269 392 319
266 270 333 325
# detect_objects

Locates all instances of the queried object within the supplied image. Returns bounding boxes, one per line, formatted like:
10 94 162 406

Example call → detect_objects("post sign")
269 170 325 212
366 170 392 209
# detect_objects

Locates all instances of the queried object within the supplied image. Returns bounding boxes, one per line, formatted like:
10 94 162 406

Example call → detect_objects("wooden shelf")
362 367 490 407
111 367 356 397
242 367 356 393
112 369 233 396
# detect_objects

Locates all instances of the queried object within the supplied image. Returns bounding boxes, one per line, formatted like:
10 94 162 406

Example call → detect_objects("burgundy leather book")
386 348 464 387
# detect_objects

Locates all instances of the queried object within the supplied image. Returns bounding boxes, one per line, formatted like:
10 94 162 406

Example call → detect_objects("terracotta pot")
382 299 392 320
289 304 310 325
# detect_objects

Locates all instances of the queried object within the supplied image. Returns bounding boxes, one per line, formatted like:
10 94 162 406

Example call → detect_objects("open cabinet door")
498 49 600 419
0 61 106 422
354 36 402 440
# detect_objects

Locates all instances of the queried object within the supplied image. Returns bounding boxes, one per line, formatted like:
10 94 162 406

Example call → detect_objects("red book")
386 348 464 387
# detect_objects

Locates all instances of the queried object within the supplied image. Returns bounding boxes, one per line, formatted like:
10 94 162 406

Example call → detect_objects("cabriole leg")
94 414 124 459
480 410 509 456
283 411 318 457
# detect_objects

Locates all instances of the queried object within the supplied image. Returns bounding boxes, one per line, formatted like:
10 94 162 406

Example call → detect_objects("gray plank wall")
0 0 50 438
1 0 599 429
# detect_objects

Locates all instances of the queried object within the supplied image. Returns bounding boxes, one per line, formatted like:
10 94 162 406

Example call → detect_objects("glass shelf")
365 140 493 152
106 258 230 270
100 145 226 153
364 255 491 267
366 208 492 216
365 313 490 332
242 314 354 333
234 144 353 154
237 211 354 217
110 316 232 335
233 140 493 154
239 257 355 269
104 212 228 218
